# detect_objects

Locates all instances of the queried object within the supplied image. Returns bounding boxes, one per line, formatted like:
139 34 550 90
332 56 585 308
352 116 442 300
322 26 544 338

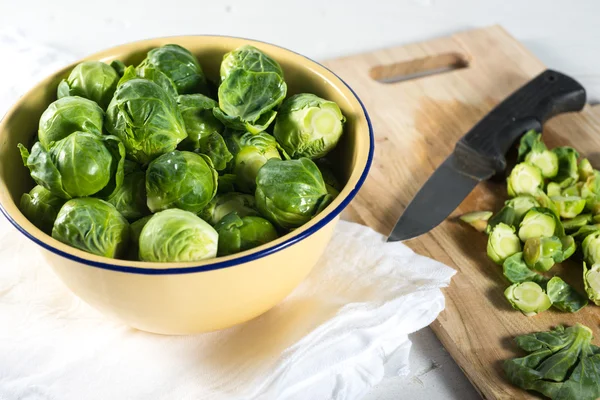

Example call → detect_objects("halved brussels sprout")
558 235 577 262
273 94 346 160
546 276 588 313
525 140 558 178
552 196 586 219
523 236 562 272
581 174 600 200
562 182 582 197
532 190 560 217
547 182 562 197
52 198 129 258
487 223 521 264
38 96 104 148
139 209 218 262
502 252 546 284
507 163 543 197
57 61 119 109
582 231 600 265
20 185 66 235
215 213 278 256
105 78 187 164
563 214 593 231
199 192 259 225
583 262 600 305
138 44 207 94
255 158 332 230
505 196 540 219
504 281 552 316
460 211 493 232
553 146 579 183
19 132 125 199
105 160 150 220
579 158 595 181
146 151 217 214
518 208 558 242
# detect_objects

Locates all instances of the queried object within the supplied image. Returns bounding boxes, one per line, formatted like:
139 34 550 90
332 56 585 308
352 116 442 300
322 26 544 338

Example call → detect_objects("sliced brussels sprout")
105 160 150 220
583 262 600 305
582 231 600 265
552 146 579 183
573 224 600 242
215 213 278 256
518 208 558 242
176 94 224 150
546 182 562 198
532 190 560 217
460 211 493 232
52 198 129 258
561 182 582 197
557 235 577 262
199 192 259 225
486 207 519 233
146 151 217 214
487 223 522 265
504 281 552 316
57 61 119 109
505 196 540 219
507 163 543 197
579 158 595 181
562 214 592 232
551 196 586 219
546 276 588 313
525 141 558 179
523 236 562 272
517 130 540 162
502 252 546 284
580 173 600 200
139 209 218 262
20 185 67 235
255 158 332 230
273 93 346 160
38 96 104 148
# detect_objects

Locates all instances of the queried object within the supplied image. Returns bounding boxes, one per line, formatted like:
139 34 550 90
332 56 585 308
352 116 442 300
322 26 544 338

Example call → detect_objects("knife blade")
388 69 587 242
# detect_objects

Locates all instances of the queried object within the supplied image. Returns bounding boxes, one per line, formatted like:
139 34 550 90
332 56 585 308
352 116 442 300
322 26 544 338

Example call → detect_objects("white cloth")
0 29 456 400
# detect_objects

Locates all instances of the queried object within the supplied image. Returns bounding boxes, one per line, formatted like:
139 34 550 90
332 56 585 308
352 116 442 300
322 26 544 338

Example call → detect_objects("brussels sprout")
127 215 152 261
110 60 126 77
57 61 119 109
507 163 543 197
581 174 600 199
255 158 332 230
316 161 342 198
486 207 519 233
547 182 562 197
562 182 582 197
532 190 560 217
558 235 577 262
553 146 579 183
273 94 346 160
139 209 218 262
460 211 493 232
20 185 66 234
552 196 586 219
214 46 287 133
105 78 187 164
105 160 150 220
199 192 258 225
227 131 282 193
138 44 207 94
523 236 562 272
563 214 593 231
582 231 600 265
573 224 600 242
218 174 237 194
146 150 217 213
18 132 125 199
505 196 540 219
504 281 552 316
583 262 600 305
525 140 558 179
215 213 278 256
487 223 521 265
52 198 129 258
38 96 104 148
119 65 178 98
502 252 546 284
518 208 559 242
585 195 600 215
517 130 540 162
546 276 588 313
177 94 224 149
579 158 595 181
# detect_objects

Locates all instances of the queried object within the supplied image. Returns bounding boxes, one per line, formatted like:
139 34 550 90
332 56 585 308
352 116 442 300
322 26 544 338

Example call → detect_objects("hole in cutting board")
370 52 469 84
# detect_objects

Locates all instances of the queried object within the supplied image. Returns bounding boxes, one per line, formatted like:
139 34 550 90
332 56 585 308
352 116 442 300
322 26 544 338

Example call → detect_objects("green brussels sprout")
199 192 258 225
316 161 342 198
573 224 600 242
177 94 224 149
20 185 66 234
558 235 577 262
217 174 237 194
552 146 579 183
138 44 207 94
105 160 150 220
127 215 152 261
110 60 126 77
460 211 493 232
579 158 595 181
546 276 588 313
214 46 287 133
255 158 332 230
562 182 582 197
139 209 218 262
507 163 543 197
52 198 129 258
18 132 125 199
581 174 600 199
518 207 559 242
215 213 278 256
119 65 178 98
517 130 540 162
523 236 562 272
582 231 600 265
585 195 600 215
57 61 119 109
504 281 552 316
227 131 282 193
105 78 187 164
547 182 562 197
502 252 546 284
38 96 104 148
505 196 540 219
487 223 521 265
273 94 346 160
486 207 519 233
146 150 217 213
524 139 558 179
562 214 592 231
552 196 586 219
583 262 600 305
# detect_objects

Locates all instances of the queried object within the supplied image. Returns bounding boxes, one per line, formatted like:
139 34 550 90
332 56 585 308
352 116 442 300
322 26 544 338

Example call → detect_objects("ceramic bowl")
0 36 373 334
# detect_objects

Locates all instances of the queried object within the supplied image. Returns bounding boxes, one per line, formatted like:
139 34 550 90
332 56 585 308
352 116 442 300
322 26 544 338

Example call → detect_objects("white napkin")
0 29 456 400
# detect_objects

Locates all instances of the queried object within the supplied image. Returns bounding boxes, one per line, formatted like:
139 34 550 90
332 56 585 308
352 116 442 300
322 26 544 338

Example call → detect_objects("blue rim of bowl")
0 36 374 275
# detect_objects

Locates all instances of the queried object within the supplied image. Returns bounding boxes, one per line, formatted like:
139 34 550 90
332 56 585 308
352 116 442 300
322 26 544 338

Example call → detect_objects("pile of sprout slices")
18 44 346 262
461 130 600 316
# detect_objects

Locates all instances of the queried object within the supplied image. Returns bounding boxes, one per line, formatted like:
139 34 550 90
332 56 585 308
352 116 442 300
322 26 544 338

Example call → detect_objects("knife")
388 69 586 242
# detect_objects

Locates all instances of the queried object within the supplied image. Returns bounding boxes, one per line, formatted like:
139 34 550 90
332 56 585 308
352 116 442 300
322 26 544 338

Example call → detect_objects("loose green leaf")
547 276 588 313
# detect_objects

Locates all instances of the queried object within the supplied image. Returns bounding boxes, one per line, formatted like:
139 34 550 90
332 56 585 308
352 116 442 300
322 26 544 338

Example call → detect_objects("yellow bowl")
0 36 373 335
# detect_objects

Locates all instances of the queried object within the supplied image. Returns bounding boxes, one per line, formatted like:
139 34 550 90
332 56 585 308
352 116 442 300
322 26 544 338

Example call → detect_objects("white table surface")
3 1 600 398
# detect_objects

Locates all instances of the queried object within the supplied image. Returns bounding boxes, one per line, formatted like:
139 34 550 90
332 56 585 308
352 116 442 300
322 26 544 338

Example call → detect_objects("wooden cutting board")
323 25 600 399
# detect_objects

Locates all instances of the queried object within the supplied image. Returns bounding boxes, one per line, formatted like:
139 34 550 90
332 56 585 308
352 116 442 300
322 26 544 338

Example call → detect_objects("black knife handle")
457 70 586 173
